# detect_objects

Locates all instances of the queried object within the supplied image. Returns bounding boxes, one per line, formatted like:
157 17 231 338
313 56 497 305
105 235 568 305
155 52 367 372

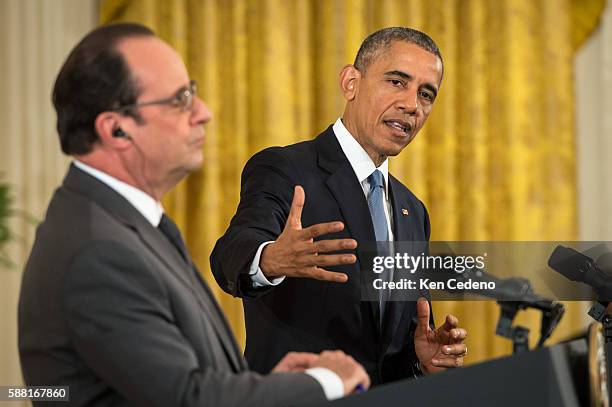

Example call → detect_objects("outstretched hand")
261 186 357 282
414 298 468 374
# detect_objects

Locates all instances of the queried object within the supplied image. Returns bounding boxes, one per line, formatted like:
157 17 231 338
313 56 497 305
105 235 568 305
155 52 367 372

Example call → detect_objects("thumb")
287 185 305 229
415 297 431 336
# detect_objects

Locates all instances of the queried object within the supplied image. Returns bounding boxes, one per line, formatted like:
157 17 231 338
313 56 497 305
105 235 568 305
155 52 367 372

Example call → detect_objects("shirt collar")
73 160 164 227
332 118 389 192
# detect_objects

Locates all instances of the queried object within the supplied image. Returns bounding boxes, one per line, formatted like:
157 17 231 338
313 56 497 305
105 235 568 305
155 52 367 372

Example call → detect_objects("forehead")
116 36 189 95
366 41 442 85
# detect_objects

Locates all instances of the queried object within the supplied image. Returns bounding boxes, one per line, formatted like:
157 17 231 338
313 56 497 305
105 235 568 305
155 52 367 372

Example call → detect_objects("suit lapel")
63 165 244 372
315 129 382 337
381 176 422 352
135 225 244 372
189 269 247 371
389 175 418 242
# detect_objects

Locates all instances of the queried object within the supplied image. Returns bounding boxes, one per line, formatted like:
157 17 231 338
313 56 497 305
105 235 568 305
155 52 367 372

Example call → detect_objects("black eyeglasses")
114 80 198 113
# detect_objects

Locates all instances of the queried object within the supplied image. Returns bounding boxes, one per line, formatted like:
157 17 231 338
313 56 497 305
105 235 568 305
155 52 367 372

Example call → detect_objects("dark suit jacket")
211 125 431 385
18 165 325 407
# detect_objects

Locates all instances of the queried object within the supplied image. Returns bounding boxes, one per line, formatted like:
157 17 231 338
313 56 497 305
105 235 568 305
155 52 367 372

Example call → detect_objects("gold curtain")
100 0 605 363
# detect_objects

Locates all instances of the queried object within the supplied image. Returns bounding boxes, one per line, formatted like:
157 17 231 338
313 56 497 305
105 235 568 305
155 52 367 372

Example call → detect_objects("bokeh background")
1 0 611 401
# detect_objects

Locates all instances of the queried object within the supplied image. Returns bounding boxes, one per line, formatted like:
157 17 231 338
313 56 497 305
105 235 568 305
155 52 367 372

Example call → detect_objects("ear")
94 112 132 150
339 64 360 101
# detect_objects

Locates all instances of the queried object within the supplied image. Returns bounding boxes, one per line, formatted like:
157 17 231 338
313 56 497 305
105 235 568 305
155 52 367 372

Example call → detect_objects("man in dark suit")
18 23 369 406
211 27 468 385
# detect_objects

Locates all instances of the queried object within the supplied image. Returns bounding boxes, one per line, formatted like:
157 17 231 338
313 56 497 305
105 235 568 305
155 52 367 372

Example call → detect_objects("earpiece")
113 128 129 138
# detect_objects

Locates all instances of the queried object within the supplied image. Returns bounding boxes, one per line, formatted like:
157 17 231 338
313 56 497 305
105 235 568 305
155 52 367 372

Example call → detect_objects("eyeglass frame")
113 80 198 113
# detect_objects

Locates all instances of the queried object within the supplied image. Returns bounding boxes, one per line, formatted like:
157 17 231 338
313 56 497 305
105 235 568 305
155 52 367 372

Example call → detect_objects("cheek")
152 119 188 148
416 108 432 127
366 95 388 126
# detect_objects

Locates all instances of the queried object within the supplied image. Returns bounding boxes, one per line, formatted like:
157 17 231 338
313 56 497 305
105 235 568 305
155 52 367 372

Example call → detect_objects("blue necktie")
367 170 390 321
367 170 389 242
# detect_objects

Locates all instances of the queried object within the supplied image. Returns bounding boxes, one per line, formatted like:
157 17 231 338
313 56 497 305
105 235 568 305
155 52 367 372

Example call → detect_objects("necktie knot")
368 169 384 191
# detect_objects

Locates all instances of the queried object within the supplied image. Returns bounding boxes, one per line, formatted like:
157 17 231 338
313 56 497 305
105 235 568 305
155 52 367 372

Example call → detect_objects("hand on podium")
272 350 371 395
414 298 468 374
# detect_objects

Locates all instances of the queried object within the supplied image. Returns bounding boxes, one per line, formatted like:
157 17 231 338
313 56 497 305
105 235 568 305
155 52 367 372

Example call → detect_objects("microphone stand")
494 299 564 354
456 270 565 354
495 301 530 354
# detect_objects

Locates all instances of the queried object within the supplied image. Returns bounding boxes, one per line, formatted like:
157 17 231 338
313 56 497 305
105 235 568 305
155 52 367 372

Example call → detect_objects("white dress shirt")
332 118 394 240
74 161 342 399
73 160 163 226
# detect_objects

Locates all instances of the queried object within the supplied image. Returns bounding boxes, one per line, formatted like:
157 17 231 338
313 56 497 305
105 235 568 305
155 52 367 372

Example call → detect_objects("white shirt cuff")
304 367 344 400
249 241 286 287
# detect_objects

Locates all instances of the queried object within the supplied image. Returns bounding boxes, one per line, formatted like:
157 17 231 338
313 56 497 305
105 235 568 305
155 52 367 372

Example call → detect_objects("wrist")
260 243 280 278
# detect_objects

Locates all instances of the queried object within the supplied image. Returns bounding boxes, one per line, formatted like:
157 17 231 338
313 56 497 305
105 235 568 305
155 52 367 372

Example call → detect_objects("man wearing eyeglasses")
18 23 369 407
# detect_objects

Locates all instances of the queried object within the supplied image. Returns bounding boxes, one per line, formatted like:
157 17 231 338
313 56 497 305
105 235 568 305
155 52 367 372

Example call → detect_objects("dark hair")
353 27 443 79
52 23 155 155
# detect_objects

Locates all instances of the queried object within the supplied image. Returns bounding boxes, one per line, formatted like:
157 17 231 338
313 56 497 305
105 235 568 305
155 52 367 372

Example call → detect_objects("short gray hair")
353 27 443 79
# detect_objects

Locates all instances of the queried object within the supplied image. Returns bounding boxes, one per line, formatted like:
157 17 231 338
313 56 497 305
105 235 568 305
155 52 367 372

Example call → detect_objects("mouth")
383 119 413 136
192 136 205 148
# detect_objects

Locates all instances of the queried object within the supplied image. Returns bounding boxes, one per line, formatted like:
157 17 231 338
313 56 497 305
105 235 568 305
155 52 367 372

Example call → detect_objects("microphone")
596 252 612 278
452 267 552 309
547 245 612 301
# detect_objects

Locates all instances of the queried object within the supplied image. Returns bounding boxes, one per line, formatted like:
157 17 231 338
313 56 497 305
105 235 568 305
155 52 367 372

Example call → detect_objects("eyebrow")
384 70 438 97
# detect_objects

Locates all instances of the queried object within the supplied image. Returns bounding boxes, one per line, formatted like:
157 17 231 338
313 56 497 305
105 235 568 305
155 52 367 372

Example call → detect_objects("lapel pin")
401 208 409 216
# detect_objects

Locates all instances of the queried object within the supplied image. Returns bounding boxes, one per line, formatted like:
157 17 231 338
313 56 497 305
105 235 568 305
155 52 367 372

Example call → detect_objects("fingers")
284 351 320 365
287 186 305 229
314 351 371 394
297 253 356 268
311 238 357 253
415 297 431 336
273 189 358 282
272 351 319 372
342 354 370 393
285 352 318 368
430 344 467 369
300 221 345 239
449 328 468 342
299 267 348 283
441 313 459 332
353 363 371 392
440 344 467 356
292 238 357 256
431 356 464 368
320 350 345 357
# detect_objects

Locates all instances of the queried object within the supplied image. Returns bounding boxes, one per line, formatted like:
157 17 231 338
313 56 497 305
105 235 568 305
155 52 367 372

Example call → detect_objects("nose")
396 87 418 115
190 96 212 125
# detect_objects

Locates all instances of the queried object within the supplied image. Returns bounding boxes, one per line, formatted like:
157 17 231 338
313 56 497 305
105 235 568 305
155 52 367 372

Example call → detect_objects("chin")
191 160 204 171
186 155 204 172
380 144 407 158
